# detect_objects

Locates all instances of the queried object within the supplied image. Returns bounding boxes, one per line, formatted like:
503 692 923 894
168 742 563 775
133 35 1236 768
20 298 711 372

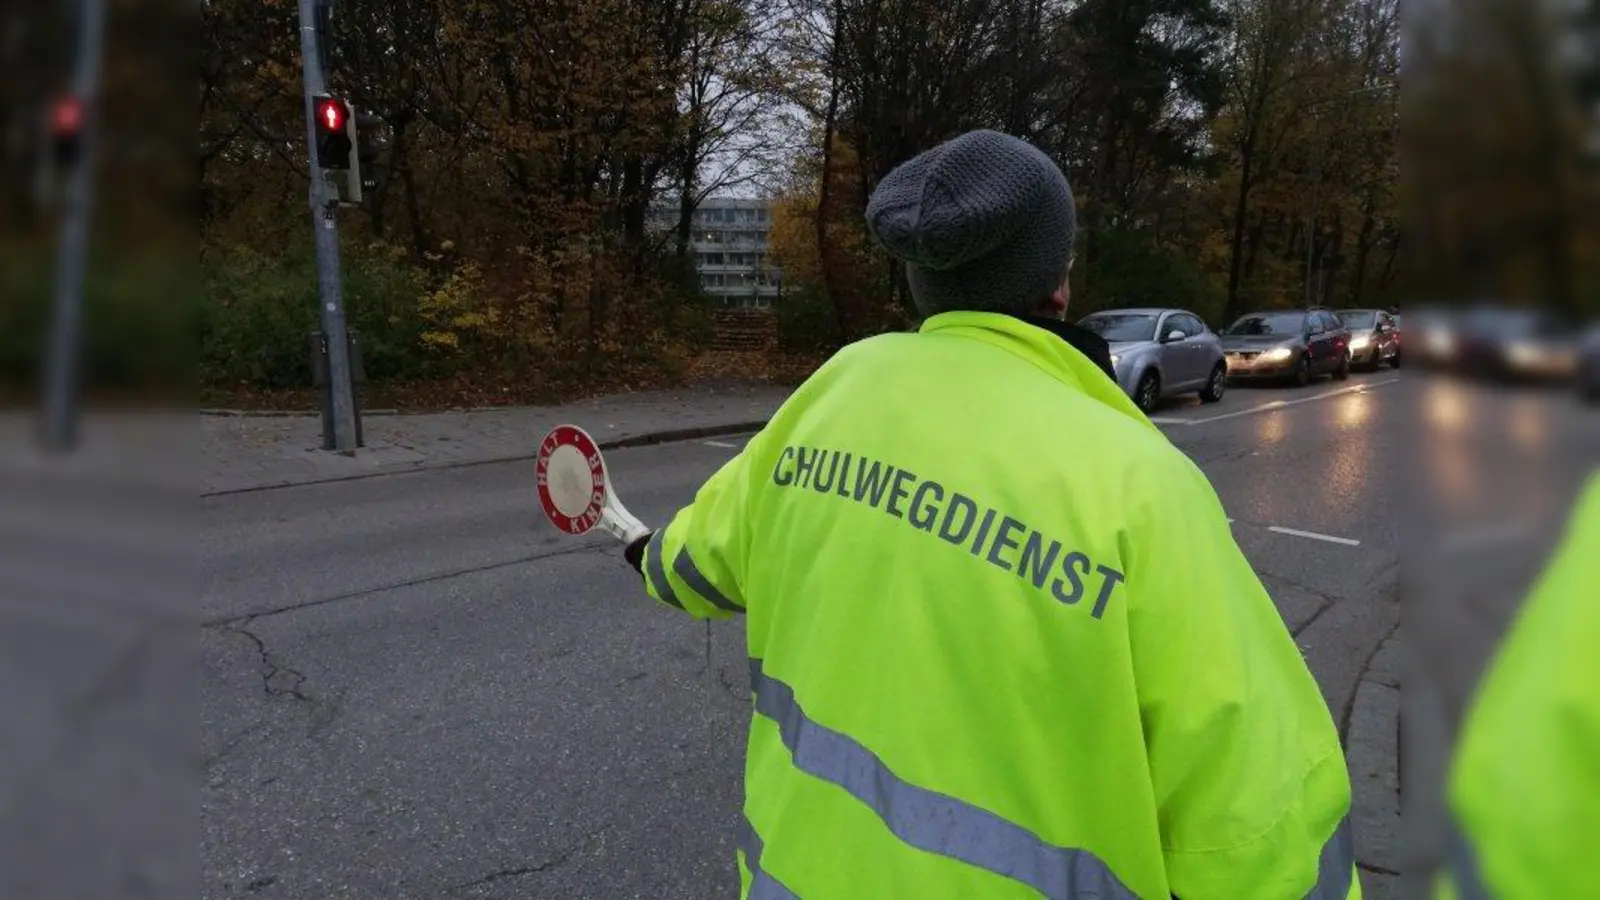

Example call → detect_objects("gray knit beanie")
865 129 1076 319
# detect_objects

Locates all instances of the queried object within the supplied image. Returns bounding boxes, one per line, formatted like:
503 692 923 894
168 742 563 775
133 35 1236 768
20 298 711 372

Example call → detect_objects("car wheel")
1291 355 1311 387
1391 348 1402 369
1134 370 1161 413
1334 351 1351 381
1200 363 1226 403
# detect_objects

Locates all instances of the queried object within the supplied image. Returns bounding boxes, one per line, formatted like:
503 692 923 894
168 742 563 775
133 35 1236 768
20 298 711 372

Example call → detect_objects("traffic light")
354 113 383 196
312 94 353 170
311 96 384 205
49 94 84 169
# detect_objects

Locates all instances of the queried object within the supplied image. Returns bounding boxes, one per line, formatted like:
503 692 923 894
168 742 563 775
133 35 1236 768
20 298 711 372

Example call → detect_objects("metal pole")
39 0 106 452
297 0 359 453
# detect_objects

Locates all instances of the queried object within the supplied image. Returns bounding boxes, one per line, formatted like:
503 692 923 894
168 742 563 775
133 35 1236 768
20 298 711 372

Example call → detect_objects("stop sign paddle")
535 425 650 544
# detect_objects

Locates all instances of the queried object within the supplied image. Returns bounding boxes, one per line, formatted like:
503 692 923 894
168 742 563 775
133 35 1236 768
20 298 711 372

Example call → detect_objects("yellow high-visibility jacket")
1438 473 1600 899
640 311 1358 899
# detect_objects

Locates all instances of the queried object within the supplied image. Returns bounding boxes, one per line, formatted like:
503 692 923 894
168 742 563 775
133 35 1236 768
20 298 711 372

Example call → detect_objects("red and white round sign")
535 425 607 535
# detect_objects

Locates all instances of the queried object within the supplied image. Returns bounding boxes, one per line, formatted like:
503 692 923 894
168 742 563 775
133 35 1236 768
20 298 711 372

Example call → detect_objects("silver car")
1078 308 1227 413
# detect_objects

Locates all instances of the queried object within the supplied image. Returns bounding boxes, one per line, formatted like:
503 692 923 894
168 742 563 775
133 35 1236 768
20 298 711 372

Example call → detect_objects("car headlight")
1350 334 1371 350
1506 341 1542 366
1260 346 1294 362
1110 353 1121 367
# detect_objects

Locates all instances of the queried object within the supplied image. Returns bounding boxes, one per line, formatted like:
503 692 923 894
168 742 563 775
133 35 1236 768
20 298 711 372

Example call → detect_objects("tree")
659 0 792 258
1216 0 1324 319
1037 0 1230 291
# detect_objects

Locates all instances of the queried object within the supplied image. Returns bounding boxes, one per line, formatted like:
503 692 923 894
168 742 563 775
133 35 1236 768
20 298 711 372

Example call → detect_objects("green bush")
83 253 197 390
777 282 844 352
201 241 433 389
1074 228 1227 327
0 243 195 394
0 249 50 386
649 251 716 351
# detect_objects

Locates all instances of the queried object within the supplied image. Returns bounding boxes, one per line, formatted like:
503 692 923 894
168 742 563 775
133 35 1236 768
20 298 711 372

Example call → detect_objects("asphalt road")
201 369 1428 900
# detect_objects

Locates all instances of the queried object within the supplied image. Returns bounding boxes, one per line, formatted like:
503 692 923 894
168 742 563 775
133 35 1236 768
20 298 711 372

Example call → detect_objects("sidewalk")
201 381 794 495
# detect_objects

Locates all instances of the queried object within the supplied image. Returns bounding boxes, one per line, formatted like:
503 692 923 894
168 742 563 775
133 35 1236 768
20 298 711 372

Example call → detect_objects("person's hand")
623 531 652 574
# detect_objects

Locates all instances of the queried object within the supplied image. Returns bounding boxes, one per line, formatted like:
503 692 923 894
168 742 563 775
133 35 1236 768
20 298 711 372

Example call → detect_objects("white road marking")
1438 522 1532 554
1268 526 1362 547
1148 416 1190 424
703 440 737 449
1170 378 1401 426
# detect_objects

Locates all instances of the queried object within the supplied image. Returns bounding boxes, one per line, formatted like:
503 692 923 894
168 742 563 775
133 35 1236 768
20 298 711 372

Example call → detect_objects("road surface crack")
1257 570 1345 638
448 825 611 892
1290 598 1336 639
716 663 749 701
203 542 615 628
215 618 339 735
203 722 272 772
1339 620 1401 745
1260 570 1344 607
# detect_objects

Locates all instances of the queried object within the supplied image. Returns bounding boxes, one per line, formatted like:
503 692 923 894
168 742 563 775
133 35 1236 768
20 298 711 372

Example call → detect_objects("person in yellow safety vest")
620 129 1359 899
1435 473 1600 899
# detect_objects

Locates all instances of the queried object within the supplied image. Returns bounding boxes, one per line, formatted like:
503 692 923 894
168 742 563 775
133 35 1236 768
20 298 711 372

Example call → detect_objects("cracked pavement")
200 371 1421 898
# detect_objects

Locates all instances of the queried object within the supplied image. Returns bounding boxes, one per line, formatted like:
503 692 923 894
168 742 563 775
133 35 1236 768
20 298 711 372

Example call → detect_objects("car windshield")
1225 312 1305 336
1078 313 1159 342
1338 311 1377 329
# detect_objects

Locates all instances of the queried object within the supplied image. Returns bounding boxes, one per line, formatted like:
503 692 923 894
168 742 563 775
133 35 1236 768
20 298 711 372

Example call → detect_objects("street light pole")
39 0 106 452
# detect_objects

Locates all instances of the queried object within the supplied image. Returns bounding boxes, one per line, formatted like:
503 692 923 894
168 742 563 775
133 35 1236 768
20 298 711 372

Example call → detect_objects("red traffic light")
311 95 354 170
314 96 347 133
51 95 84 135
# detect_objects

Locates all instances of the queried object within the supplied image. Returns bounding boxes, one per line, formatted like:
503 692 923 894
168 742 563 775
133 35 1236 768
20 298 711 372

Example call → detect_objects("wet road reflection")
1204 385 1393 545
1409 377 1589 539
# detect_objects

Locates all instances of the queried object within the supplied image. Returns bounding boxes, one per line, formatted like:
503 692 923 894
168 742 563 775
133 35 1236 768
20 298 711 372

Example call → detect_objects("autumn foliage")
200 0 778 404
187 0 1587 408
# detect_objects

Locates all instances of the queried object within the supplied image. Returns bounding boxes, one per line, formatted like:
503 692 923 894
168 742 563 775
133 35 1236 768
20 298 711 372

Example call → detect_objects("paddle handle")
597 469 650 544
598 500 650 545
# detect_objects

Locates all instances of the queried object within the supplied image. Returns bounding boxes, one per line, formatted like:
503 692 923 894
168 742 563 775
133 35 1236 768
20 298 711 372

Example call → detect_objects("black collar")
1007 314 1116 380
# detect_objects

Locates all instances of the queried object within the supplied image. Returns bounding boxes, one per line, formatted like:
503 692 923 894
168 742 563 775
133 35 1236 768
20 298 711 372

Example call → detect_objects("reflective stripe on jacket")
642 311 1357 899
1439 473 1600 899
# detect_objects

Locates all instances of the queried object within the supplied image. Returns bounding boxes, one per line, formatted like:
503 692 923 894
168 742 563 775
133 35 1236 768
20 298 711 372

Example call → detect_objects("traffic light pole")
297 0 360 453
39 0 105 452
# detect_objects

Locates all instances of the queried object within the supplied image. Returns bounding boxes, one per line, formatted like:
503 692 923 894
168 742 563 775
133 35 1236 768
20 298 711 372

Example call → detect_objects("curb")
202 408 402 417
199 419 772 499
199 384 785 419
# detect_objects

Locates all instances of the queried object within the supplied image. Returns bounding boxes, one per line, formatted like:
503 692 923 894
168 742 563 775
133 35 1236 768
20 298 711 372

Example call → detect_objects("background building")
651 197 781 308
